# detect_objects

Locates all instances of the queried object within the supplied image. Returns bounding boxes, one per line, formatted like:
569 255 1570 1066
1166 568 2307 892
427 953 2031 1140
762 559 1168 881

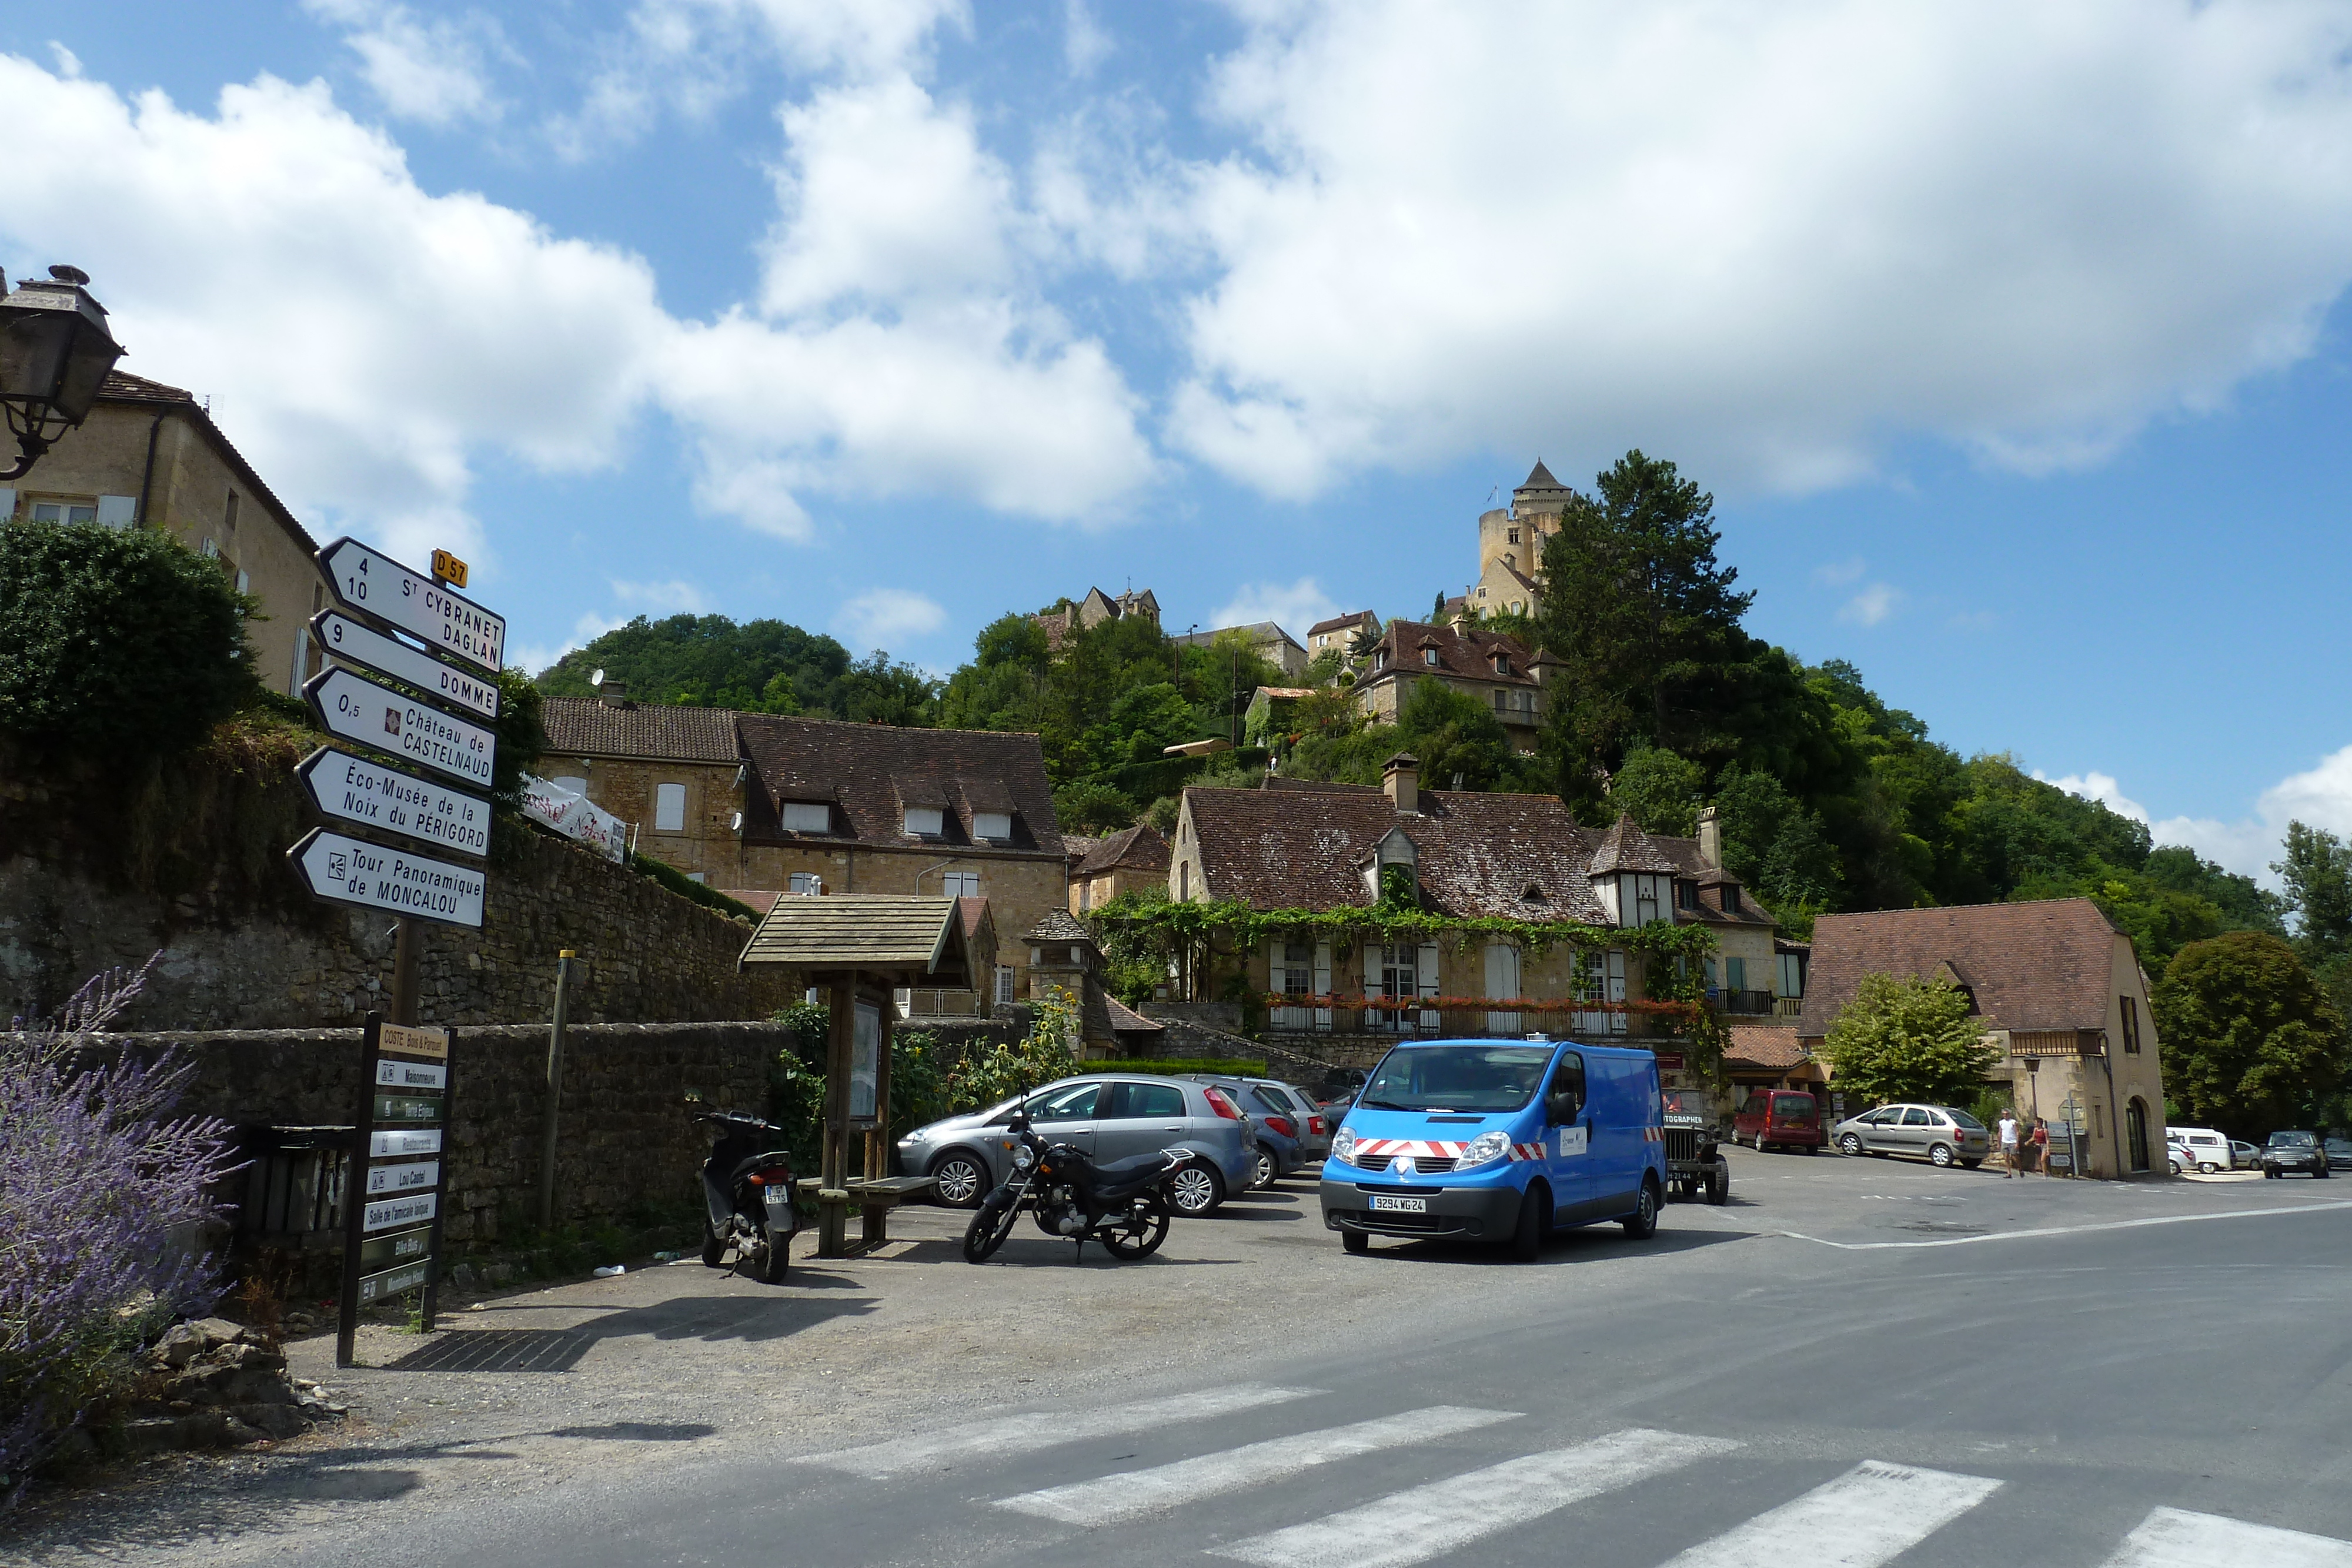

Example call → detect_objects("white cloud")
2039 745 2352 883
1210 576 1341 639
1063 0 1112 78
835 587 946 648
1837 583 1902 627
305 0 503 126
611 579 712 613
1814 556 1866 586
509 609 630 678
46 41 80 78
1154 2 2352 498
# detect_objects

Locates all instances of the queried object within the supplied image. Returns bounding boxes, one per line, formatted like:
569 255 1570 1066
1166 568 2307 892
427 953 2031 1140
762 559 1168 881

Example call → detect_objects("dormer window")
780 801 830 833
1677 880 1698 911
1522 882 1544 902
1374 648 1389 671
973 810 1013 842
1722 884 1742 914
904 806 944 837
1492 653 1512 676
1422 647 1441 667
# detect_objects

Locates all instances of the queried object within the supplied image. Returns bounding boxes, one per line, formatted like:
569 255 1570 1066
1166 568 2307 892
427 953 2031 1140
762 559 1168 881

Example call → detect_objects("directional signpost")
292 539 500 1360
337 1017 455 1365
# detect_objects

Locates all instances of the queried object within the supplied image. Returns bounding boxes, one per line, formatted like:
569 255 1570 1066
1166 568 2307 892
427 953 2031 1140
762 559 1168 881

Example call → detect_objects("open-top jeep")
1662 1086 1729 1204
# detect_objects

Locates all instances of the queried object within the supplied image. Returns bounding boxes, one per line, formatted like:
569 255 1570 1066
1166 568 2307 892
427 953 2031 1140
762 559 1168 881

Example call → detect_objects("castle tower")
1471 459 1573 620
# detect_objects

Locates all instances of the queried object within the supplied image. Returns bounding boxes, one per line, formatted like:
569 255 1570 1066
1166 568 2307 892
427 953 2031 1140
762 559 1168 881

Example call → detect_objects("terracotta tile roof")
1105 995 1162 1034
1263 776 1382 795
96 370 319 557
1589 815 1681 875
1063 834 1103 868
1074 822 1170 876
736 715 1062 857
1723 1024 1809 1071
1796 898 2125 1039
1307 611 1378 637
1185 785 1612 922
1359 619 1539 692
540 697 746 764
739 894 975 984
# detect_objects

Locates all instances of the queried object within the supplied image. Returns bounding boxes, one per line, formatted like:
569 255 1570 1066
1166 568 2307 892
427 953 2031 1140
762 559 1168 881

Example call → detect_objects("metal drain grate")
384 1328 592 1373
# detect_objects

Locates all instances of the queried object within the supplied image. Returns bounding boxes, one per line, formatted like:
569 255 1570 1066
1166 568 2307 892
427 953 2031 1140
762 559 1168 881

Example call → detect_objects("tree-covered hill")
535 614 937 725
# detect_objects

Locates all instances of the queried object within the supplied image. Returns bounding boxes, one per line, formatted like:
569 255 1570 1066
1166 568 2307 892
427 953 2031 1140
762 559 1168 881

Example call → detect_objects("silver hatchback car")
897 1074 1255 1217
1832 1103 1992 1168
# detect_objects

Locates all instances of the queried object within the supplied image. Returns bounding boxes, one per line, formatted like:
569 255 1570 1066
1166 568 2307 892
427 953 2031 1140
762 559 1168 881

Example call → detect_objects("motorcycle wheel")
963 1199 1020 1263
753 1224 790 1283
701 1228 727 1268
1100 1198 1171 1261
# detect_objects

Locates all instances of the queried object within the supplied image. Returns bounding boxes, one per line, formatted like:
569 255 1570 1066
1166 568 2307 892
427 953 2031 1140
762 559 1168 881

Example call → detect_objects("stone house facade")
5 370 332 700
1068 821 1171 915
1177 620 1312 678
1305 610 1379 662
1165 757 1776 1064
539 697 1068 1009
1351 618 1553 754
1796 898 2171 1179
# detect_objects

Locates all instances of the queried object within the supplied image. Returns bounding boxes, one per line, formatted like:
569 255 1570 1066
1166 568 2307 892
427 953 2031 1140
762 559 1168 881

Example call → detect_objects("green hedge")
1087 1057 1267 1076
627 851 761 921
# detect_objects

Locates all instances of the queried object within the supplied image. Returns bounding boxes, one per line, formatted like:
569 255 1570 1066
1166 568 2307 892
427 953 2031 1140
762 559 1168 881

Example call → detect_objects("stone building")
1305 610 1379 662
539 697 1068 1009
1068 822 1171 915
4 370 332 699
1468 459 1575 619
1175 620 1311 678
1164 757 1778 1065
1796 898 2171 1179
1034 586 1158 650
1351 618 1554 754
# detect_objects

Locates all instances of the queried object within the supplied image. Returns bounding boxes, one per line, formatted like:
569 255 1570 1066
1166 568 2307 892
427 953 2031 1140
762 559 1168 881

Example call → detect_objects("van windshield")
1360 1045 1555 1114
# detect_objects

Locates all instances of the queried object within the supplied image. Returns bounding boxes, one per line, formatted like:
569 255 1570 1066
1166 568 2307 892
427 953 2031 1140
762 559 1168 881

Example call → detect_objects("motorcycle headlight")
1329 1125 1359 1164
1453 1129 1512 1171
1013 1144 1035 1169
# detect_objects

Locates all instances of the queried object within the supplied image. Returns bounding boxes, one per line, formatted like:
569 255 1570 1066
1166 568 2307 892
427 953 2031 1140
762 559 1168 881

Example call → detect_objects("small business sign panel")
319 536 505 673
370 1126 443 1158
287 828 487 930
366 1159 440 1195
296 747 490 859
375 1057 447 1091
339 1015 458 1366
363 1192 439 1233
312 610 500 720
304 667 496 790
379 1024 449 1061
356 1259 433 1306
358 1224 437 1272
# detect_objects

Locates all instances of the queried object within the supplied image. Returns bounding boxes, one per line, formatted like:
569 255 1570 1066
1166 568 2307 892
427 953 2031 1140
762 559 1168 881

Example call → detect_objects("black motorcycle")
693 1109 799 1283
962 1111 1185 1264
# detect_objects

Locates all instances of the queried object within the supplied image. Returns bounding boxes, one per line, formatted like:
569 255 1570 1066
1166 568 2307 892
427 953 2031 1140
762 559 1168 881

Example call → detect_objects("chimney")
1383 752 1420 814
597 677 630 708
1698 804 1721 869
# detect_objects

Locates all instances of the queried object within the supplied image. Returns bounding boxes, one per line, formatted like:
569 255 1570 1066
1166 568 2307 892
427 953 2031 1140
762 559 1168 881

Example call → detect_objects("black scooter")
693 1109 798 1283
963 1110 1187 1264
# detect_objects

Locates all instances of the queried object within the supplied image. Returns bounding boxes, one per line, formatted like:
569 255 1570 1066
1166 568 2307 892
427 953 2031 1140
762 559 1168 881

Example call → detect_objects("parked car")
1250 1079 1333 1161
1734 1089 1825 1153
1180 1075 1307 1189
1829 1104 1990 1168
897 1075 1255 1216
2326 1138 2352 1172
2258 1129 2332 1179
2170 1126 2232 1174
2230 1139 2260 1171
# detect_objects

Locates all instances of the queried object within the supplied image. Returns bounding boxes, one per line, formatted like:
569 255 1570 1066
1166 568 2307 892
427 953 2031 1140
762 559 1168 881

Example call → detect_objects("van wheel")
1342 1229 1369 1254
1621 1179 1659 1240
1511 1186 1545 1262
1930 1143 1955 1168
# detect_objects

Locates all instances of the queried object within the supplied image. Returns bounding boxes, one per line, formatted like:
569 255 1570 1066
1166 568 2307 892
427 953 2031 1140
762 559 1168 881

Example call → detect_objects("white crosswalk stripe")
1658 1459 2002 1567
996 1405 1518 1526
794 1384 1321 1479
2100 1506 2352 1567
1212 1426 1740 1568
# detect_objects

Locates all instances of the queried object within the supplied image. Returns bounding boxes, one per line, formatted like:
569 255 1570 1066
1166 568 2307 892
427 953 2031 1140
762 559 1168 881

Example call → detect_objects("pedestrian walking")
1999 1109 2020 1176
2032 1118 2052 1176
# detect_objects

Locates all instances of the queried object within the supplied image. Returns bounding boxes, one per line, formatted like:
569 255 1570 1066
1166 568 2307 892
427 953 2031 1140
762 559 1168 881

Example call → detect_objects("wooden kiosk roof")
737 895 977 985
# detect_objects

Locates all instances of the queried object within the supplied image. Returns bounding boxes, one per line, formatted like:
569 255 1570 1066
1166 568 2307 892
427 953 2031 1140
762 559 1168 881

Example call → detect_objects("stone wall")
101 1020 789 1246
0 738 797 1030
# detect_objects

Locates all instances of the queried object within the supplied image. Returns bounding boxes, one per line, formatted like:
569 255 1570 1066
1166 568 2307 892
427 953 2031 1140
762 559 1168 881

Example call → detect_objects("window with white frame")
780 801 830 833
941 871 980 898
904 805 944 837
789 872 823 895
30 499 96 525
1422 647 1441 666
654 782 687 831
972 810 1013 841
994 965 1017 1005
1625 873 1671 928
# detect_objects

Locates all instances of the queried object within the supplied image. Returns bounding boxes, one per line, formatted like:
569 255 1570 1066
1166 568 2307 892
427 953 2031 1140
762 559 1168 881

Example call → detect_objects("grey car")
897 1074 1254 1218
1256 1079 1334 1161
1830 1103 1991 1168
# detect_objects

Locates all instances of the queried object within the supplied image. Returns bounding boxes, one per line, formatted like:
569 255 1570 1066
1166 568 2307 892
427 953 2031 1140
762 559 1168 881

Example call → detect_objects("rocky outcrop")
121 1318 344 1453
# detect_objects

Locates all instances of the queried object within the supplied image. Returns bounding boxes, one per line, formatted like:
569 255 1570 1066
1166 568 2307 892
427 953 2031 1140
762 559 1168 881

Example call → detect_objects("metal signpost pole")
538 951 574 1232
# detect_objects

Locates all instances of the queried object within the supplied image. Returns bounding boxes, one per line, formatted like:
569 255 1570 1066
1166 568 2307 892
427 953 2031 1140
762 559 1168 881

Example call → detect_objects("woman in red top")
2031 1118 2052 1175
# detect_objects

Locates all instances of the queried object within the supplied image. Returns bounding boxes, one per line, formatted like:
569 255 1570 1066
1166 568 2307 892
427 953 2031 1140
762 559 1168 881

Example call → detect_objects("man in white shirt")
1998 1110 2020 1177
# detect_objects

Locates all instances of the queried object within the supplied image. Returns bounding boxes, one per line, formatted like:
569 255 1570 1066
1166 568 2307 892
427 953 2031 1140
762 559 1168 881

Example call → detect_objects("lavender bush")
1 957 240 1506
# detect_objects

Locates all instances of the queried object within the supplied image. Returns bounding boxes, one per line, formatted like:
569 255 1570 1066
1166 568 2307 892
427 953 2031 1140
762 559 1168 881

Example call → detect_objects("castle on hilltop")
1467 459 1575 620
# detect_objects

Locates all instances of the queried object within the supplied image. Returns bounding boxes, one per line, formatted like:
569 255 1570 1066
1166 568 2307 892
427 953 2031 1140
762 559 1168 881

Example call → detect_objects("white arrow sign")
287 828 487 929
312 610 500 720
305 667 495 789
318 536 506 673
297 746 490 858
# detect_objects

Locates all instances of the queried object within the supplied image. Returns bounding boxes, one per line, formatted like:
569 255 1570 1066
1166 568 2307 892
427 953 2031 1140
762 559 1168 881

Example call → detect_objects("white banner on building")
521 774 629 862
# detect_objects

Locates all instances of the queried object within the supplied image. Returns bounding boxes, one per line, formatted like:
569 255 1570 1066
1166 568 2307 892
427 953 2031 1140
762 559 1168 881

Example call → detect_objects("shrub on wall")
0 522 259 760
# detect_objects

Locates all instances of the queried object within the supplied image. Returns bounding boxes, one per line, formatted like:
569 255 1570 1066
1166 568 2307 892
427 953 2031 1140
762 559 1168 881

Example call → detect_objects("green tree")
1606 744 1703 837
2274 822 2352 969
0 521 260 760
1816 972 1999 1106
2152 931 2349 1137
537 613 938 723
1712 764 1840 911
1392 676 1521 793
1053 779 1138 834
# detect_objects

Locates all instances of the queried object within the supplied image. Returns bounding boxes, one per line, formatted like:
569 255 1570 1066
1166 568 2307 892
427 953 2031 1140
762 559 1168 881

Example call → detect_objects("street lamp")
0 266 127 482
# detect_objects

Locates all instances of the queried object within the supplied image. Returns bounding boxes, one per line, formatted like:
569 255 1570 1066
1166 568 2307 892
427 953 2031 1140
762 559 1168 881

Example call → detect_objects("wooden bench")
799 1175 937 1256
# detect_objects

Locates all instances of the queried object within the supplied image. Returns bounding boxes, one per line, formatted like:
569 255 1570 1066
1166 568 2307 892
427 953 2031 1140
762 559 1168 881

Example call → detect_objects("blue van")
1318 1038 1667 1260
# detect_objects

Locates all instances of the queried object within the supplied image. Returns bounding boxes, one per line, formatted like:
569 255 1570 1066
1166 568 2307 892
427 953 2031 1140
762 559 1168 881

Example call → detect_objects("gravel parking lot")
14 1146 2351 1564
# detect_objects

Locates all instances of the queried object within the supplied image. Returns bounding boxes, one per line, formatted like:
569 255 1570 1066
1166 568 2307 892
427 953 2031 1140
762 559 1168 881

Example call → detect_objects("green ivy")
1087 891 1720 965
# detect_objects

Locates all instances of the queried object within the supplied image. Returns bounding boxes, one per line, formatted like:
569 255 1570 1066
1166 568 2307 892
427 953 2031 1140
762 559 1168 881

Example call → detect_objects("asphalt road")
14 1148 2352 1567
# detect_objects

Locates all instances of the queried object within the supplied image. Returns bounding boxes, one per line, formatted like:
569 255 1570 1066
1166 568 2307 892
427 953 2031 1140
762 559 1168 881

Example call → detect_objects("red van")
1735 1090 1823 1153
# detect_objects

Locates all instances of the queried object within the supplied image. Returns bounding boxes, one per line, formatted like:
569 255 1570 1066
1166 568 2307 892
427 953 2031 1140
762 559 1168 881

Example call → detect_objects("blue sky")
7 1 2352 879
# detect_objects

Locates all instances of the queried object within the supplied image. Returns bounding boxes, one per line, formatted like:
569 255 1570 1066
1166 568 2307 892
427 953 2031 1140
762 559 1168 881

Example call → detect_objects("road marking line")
1780 1199 2352 1250
2100 1505 2352 1566
1211 1426 1738 1568
1658 1459 2000 1566
996 1405 1518 1526
796 1385 1321 1478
